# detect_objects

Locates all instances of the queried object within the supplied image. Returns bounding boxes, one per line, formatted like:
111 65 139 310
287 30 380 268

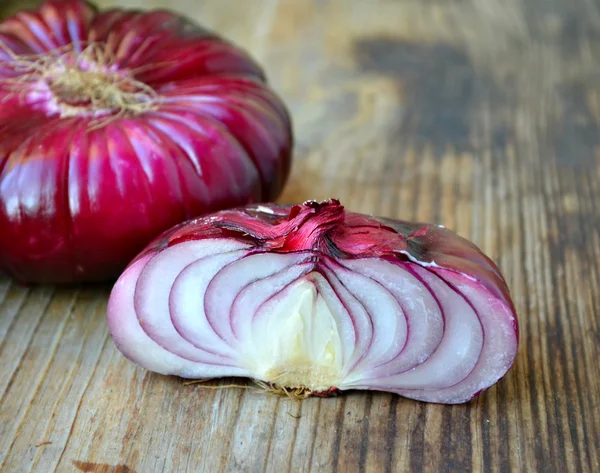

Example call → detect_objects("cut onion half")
107 199 519 404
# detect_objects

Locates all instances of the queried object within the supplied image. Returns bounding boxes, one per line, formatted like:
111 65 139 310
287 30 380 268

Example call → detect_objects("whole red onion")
0 0 293 283
107 199 519 404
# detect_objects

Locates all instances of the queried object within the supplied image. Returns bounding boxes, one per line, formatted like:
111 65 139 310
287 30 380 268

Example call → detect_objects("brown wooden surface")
1 0 600 471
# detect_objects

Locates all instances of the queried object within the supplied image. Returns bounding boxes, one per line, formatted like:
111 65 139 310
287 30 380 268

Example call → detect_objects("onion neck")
211 199 347 254
275 199 346 252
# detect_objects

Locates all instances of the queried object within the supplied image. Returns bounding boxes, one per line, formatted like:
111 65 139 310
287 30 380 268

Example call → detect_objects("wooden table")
1 0 599 471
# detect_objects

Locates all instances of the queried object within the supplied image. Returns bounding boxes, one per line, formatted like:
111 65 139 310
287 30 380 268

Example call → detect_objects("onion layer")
0 0 293 283
107 199 519 404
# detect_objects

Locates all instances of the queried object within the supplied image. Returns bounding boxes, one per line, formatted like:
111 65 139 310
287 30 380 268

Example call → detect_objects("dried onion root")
0 41 161 129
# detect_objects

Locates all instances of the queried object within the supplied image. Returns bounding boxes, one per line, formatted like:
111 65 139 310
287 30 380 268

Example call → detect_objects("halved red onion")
107 199 519 404
0 0 292 283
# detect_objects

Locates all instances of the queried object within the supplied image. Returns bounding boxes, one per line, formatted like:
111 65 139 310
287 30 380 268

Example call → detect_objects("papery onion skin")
0 0 293 283
107 199 519 405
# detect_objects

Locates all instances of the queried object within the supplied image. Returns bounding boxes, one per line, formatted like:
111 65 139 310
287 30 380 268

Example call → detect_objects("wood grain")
1 0 599 471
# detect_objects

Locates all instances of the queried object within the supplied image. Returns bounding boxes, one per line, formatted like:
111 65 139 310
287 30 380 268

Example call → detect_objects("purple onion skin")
108 199 519 404
0 0 293 283
137 200 517 324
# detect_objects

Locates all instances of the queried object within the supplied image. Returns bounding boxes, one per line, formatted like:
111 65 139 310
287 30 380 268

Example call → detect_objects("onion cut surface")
107 200 519 404
0 0 292 283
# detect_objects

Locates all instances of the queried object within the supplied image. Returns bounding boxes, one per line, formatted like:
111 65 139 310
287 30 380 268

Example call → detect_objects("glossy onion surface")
0 0 293 283
107 200 519 404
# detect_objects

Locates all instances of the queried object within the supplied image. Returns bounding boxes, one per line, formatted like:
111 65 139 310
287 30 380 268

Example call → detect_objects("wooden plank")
1 0 600 471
